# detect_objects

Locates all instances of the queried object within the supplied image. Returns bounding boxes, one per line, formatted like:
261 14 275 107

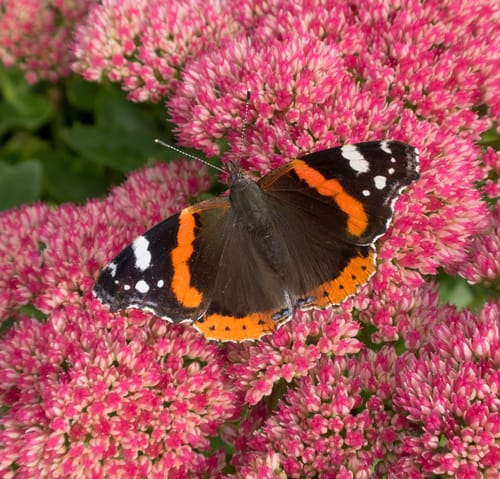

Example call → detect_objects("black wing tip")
92 279 119 312
404 143 420 183
383 139 420 183
92 265 125 313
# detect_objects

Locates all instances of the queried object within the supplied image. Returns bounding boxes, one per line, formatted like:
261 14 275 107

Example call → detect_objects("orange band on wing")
292 160 368 237
170 209 203 308
195 311 280 341
307 249 375 307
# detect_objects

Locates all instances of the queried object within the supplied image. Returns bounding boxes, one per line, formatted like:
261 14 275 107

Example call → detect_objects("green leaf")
65 76 101 111
480 125 500 149
95 88 156 134
437 271 497 311
60 86 168 172
0 66 53 137
0 160 43 210
60 123 147 172
38 149 116 203
0 133 49 163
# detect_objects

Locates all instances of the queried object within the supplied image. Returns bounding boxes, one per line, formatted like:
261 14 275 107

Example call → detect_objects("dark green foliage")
0 66 178 209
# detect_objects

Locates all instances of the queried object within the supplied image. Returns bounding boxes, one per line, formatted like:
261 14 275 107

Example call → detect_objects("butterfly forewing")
260 140 419 245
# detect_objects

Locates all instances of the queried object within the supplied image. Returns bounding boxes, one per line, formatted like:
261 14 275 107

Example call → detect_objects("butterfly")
93 140 419 341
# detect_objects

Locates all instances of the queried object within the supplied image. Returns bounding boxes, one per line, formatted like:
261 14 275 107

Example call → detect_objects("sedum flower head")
0 0 95 82
72 0 239 102
391 301 500 477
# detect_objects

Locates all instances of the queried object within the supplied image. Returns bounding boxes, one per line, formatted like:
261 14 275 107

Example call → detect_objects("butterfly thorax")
227 163 285 276
228 164 271 234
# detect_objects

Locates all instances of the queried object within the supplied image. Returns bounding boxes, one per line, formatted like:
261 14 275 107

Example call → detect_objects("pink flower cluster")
226 301 500 479
459 204 500 285
0 0 95 83
72 0 239 102
1 0 499 477
391 301 500 477
0 312 237 478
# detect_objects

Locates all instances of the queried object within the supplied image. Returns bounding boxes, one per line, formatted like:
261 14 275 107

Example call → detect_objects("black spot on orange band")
194 311 281 341
306 249 375 307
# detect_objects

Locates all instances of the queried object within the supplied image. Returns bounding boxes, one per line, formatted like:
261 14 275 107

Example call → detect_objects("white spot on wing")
362 190 370 196
132 236 152 271
157 280 164 288
374 175 387 190
107 262 117 278
341 145 370 173
380 141 391 154
388 167 395 175
123 284 131 291
135 280 150 293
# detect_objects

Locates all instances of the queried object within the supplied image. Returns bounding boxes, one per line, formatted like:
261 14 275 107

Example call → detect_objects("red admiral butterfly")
93 140 419 341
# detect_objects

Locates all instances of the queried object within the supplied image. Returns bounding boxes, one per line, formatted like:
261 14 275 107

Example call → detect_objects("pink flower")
481 147 500 200
169 34 403 168
390 301 500 477
228 350 402 478
226 302 499 477
227 308 362 406
458 204 500 285
0 203 50 322
170 0 497 157
0 0 95 83
353 0 499 132
0 310 238 478
72 0 239 102
230 451 287 479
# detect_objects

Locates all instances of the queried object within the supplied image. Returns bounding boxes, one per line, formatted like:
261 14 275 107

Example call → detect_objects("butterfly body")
93 140 419 341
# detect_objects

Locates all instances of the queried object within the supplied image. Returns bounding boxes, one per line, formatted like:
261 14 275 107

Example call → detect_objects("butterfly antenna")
236 89 251 165
154 139 225 174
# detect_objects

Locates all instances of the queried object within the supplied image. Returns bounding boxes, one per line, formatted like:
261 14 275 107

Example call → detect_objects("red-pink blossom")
228 349 403 478
391 301 500 477
169 34 403 167
0 0 96 83
227 308 362 406
231 451 286 479
459 204 500 286
0 160 243 478
72 0 239 102
0 310 238 478
0 203 50 322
